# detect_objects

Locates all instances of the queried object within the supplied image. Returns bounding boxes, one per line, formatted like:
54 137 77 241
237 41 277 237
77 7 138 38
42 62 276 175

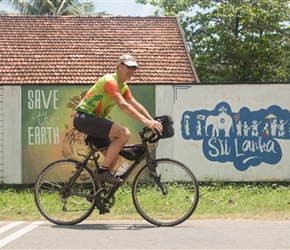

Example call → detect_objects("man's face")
118 63 137 81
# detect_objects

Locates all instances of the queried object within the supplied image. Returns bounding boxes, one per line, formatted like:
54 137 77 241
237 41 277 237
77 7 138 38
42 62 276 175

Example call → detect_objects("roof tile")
0 15 199 85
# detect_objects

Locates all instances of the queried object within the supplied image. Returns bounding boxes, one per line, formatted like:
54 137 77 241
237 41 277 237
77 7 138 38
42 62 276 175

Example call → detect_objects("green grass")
196 182 290 219
1 182 290 221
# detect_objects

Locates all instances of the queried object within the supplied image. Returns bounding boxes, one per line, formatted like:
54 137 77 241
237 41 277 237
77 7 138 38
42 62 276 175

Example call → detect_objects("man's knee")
110 124 131 141
120 127 130 141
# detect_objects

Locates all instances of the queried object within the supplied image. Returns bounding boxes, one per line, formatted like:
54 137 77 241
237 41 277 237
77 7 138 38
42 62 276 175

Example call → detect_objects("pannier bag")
155 115 175 139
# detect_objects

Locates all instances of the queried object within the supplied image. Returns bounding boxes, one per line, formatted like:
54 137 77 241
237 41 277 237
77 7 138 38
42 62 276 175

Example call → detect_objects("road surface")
1 219 290 249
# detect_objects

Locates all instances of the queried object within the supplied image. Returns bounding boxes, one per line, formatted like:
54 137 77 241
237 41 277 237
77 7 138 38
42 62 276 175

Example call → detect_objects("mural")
181 102 290 171
22 85 155 183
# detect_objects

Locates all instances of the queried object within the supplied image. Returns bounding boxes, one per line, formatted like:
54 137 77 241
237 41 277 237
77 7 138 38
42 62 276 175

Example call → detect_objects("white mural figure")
251 120 261 137
271 119 278 137
196 120 202 136
236 120 242 136
205 106 233 137
184 115 190 136
243 121 249 137
278 119 288 137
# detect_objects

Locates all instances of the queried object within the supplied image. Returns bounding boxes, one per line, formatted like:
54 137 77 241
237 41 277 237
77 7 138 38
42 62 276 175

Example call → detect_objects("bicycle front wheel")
34 159 97 225
132 159 199 227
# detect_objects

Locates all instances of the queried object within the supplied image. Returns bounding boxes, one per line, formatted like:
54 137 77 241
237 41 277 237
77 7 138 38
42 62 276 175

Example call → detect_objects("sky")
0 0 158 16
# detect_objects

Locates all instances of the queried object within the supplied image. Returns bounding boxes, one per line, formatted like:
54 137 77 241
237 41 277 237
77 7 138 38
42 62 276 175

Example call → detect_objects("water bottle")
115 162 130 178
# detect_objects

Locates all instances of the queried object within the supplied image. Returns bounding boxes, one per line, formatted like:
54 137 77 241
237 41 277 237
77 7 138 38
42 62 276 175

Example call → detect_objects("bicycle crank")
95 188 115 215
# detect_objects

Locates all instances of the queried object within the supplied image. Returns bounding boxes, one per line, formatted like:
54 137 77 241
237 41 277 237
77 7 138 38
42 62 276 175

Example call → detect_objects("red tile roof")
0 15 199 85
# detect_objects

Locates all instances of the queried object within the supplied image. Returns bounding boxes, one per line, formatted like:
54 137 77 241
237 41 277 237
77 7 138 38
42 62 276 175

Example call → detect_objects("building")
0 15 199 184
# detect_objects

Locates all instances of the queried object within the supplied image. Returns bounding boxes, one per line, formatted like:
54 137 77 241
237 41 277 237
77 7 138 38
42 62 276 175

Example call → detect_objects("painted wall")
21 85 155 184
156 84 290 182
2 83 290 184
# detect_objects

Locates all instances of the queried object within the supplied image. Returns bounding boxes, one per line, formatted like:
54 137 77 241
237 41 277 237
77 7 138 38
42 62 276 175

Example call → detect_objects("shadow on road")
49 221 157 231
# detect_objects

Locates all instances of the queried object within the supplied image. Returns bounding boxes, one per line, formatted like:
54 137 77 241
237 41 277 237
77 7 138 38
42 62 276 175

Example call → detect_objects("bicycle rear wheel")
34 159 97 225
132 158 199 227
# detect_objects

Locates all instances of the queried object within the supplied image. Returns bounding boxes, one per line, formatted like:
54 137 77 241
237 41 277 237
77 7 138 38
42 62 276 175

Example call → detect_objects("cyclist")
73 55 163 185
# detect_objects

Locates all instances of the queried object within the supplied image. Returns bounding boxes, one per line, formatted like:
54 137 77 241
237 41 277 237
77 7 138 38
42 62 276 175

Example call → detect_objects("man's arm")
126 97 154 121
112 93 162 133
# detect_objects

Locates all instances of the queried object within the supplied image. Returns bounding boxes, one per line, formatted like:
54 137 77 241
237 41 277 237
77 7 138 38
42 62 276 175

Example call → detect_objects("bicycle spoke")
132 159 199 226
34 160 97 225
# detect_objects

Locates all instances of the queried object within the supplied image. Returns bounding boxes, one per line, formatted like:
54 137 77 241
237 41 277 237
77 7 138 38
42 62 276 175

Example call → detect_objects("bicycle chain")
95 188 115 215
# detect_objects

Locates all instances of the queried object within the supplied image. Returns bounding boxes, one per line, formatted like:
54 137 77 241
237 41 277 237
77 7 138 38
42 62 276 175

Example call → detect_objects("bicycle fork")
146 157 168 195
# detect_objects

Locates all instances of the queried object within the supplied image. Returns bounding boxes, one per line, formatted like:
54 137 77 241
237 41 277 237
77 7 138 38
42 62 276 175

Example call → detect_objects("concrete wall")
2 83 290 184
0 86 3 183
3 86 22 184
156 84 290 182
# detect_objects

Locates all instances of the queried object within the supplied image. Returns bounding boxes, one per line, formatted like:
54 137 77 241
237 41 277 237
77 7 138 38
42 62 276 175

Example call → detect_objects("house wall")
3 86 22 184
156 84 290 182
0 86 3 183
1 84 290 184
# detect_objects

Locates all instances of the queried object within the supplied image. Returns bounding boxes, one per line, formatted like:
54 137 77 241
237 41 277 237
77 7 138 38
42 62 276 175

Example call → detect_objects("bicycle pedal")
99 208 110 215
95 202 110 214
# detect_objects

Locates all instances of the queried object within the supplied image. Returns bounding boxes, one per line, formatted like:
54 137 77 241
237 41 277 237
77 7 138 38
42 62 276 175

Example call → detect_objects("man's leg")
95 123 130 184
100 139 121 171
102 123 130 170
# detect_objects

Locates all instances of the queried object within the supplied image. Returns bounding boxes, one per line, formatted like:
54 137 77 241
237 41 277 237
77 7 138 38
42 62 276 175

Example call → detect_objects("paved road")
1 219 290 249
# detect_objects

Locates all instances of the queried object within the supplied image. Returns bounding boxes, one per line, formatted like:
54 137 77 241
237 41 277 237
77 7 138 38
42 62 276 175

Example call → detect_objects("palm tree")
2 0 94 15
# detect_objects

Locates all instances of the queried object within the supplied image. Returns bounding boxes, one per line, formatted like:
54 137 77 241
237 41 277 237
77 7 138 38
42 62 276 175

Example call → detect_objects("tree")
2 0 94 15
136 0 290 83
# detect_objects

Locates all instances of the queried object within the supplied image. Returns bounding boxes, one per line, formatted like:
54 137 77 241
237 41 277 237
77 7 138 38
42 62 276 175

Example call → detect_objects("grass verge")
0 182 290 221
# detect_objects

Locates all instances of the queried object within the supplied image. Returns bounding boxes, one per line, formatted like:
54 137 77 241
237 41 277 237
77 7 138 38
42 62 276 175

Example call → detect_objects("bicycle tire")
34 159 97 225
132 158 199 227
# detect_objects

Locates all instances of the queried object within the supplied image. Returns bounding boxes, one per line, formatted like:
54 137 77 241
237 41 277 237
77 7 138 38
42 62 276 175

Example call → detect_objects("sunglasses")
121 63 137 70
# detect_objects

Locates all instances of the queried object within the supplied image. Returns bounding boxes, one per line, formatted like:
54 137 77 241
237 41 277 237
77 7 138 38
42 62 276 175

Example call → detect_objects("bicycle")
34 115 199 227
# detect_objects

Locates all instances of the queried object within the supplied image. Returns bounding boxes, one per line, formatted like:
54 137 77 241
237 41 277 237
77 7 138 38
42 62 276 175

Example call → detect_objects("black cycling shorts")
73 111 113 148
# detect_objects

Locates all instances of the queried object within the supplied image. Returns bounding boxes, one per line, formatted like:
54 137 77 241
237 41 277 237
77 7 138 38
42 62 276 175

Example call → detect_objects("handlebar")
140 121 162 143
141 115 174 143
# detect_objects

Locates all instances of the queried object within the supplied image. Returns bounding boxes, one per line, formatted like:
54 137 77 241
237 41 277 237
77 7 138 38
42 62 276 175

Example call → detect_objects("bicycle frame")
65 128 162 202
95 129 163 201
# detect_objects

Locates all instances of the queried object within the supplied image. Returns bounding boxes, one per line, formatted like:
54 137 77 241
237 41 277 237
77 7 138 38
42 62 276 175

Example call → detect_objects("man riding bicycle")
73 55 163 185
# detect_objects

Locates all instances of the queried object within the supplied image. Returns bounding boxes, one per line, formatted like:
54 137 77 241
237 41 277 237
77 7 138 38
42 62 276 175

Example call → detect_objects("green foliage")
5 0 94 15
137 0 198 16
136 0 290 83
